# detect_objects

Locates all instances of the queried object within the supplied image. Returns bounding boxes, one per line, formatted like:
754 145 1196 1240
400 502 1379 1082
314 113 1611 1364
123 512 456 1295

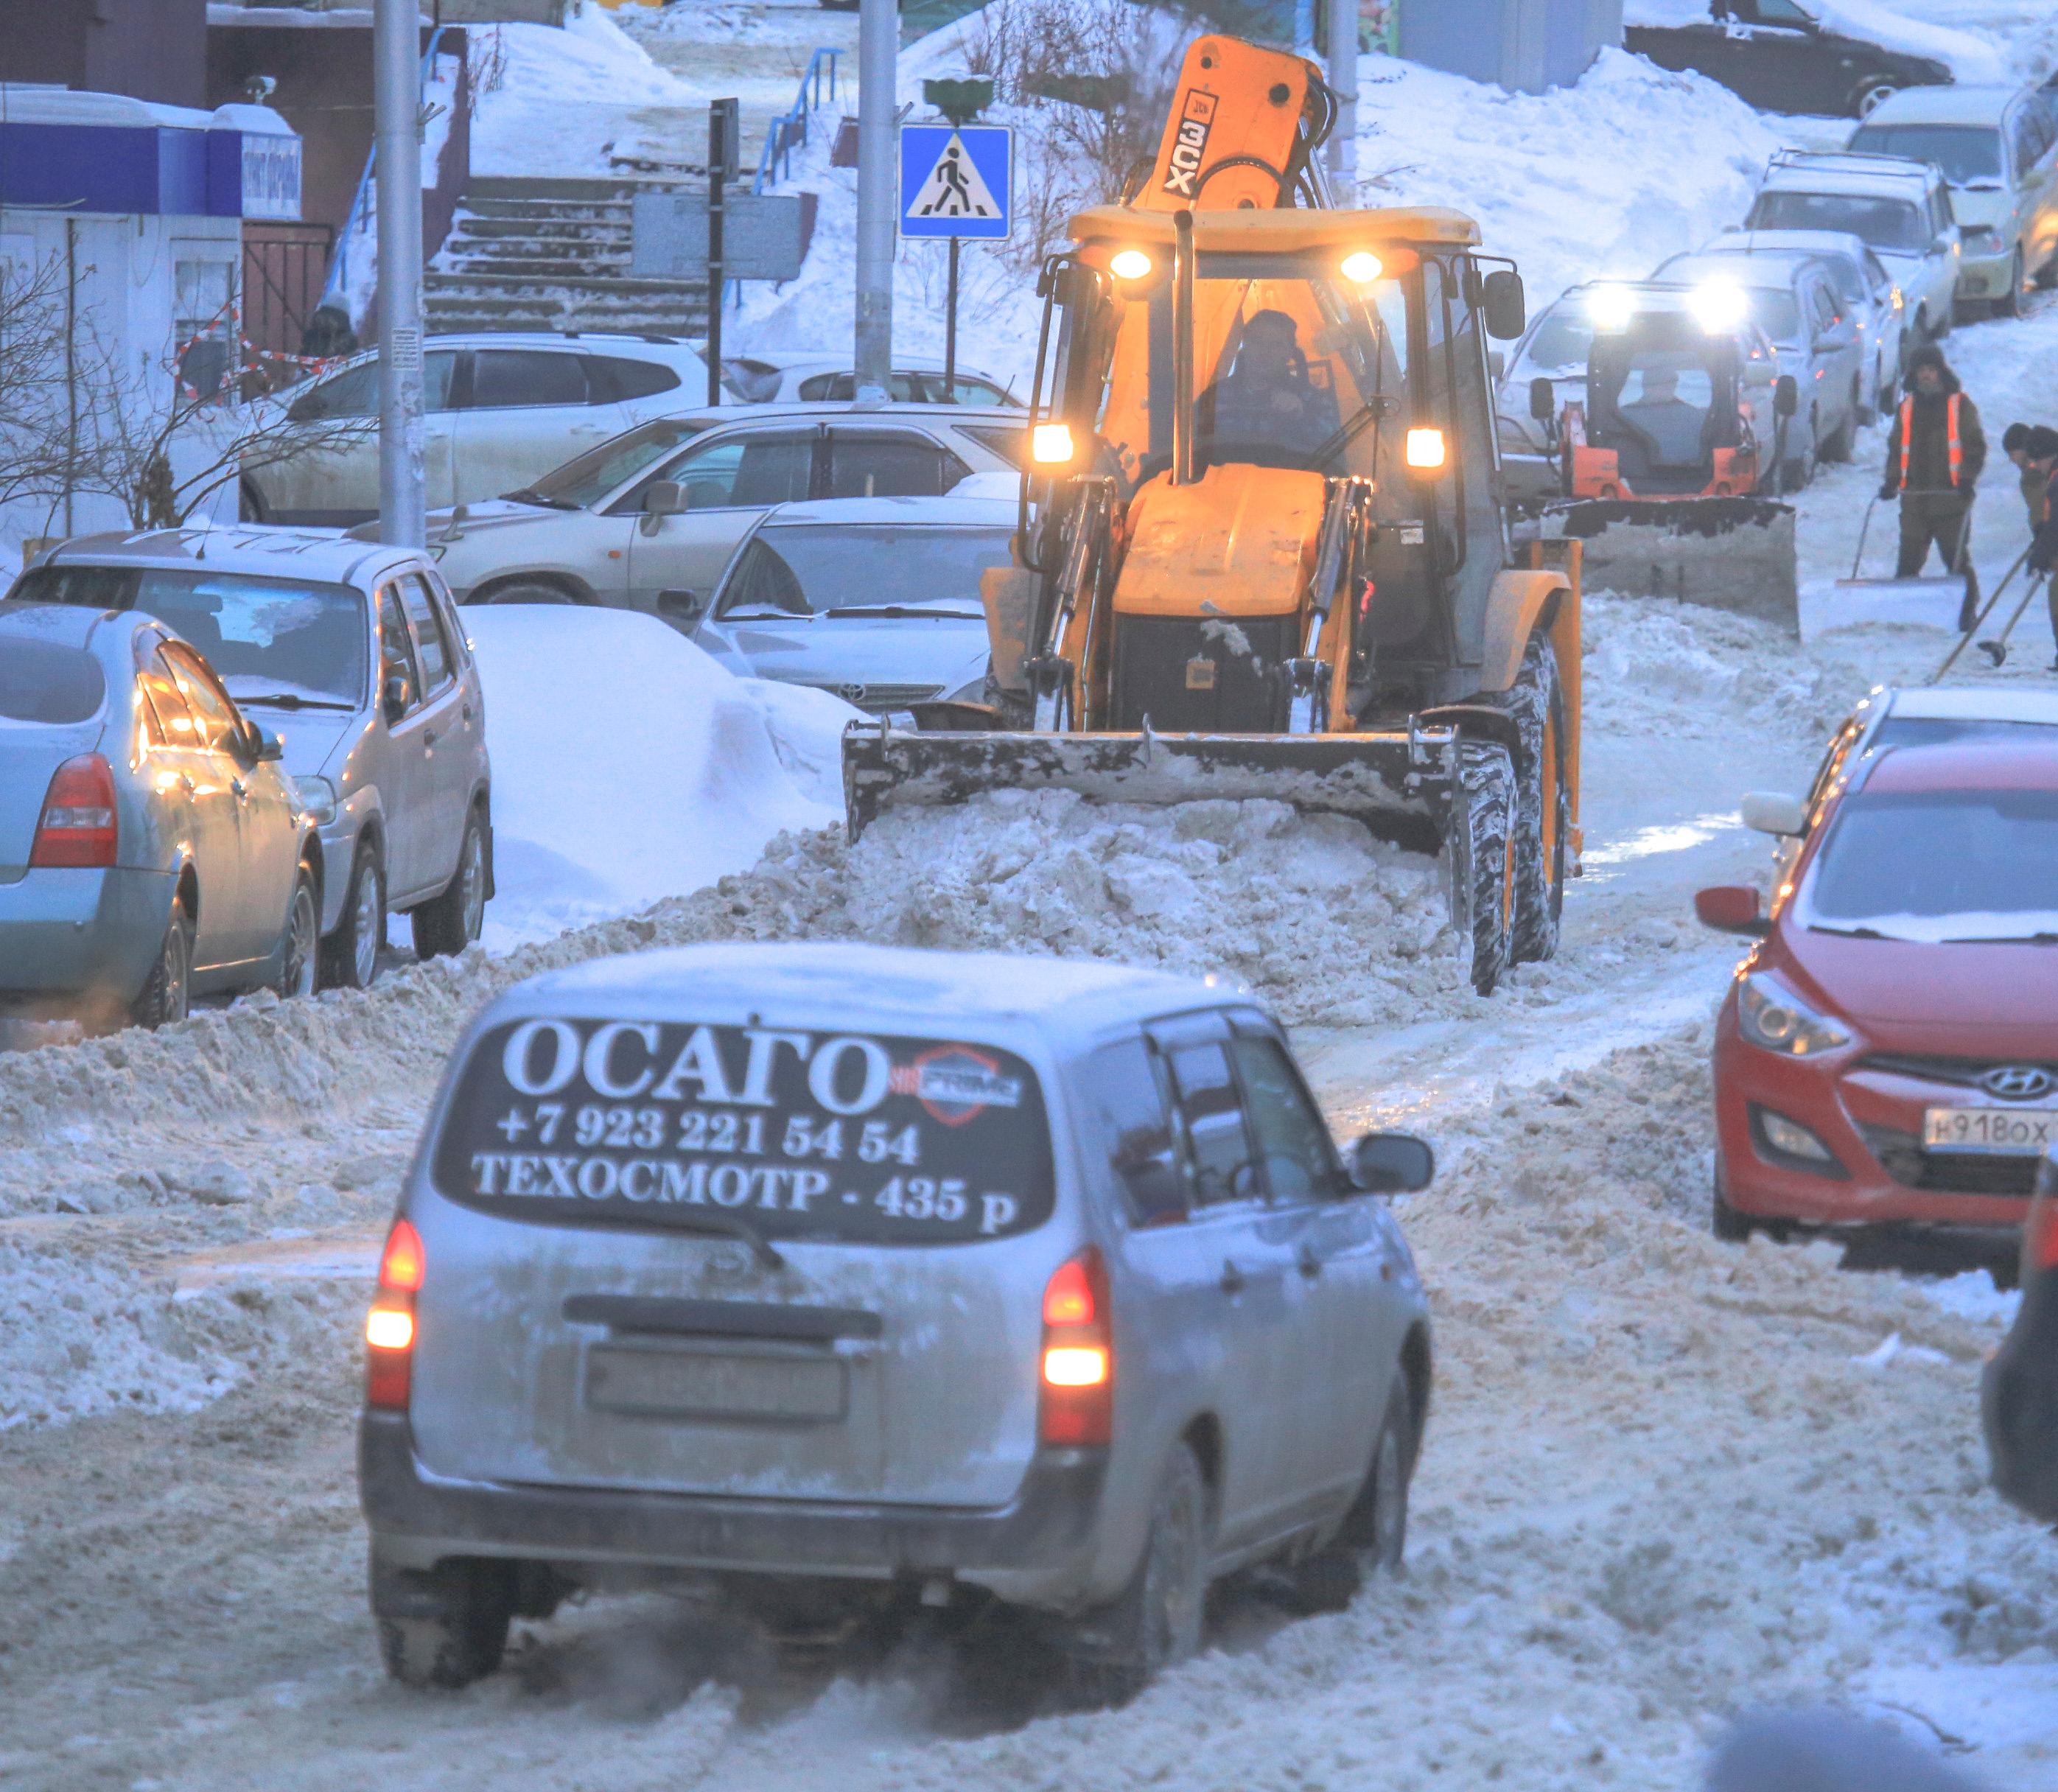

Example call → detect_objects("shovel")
1931 545 2031 682
1807 492 1977 639
1977 569 2048 668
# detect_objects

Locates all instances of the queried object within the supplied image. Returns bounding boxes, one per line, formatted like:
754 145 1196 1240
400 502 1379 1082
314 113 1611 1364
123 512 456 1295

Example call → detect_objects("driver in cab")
1197 309 1340 459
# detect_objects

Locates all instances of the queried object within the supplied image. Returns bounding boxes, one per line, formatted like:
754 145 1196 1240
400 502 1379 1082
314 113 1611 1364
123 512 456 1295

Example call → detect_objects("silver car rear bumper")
360 1410 1110 1608
0 865 173 1004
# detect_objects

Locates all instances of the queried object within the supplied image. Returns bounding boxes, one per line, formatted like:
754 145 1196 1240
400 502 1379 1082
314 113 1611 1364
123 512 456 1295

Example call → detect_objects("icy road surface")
12 214 2058 1792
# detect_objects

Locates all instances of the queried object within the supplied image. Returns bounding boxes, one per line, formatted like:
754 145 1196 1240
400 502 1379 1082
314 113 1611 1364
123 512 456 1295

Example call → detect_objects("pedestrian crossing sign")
899 124 1012 240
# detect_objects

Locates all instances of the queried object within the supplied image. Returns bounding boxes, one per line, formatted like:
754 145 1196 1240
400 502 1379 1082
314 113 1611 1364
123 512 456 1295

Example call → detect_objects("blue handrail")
317 25 457 323
752 47 840 197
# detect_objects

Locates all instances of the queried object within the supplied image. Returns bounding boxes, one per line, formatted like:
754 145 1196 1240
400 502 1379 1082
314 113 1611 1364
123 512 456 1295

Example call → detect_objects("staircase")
424 178 710 338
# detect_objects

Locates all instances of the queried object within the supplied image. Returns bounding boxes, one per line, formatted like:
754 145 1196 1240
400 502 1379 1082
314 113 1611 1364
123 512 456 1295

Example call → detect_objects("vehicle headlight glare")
293 774 338 826
1404 427 1447 471
1032 422 1075 466
1110 248 1153 281
1588 283 1637 331
1690 281 1746 333
1340 249 1384 285
1737 971 1850 1057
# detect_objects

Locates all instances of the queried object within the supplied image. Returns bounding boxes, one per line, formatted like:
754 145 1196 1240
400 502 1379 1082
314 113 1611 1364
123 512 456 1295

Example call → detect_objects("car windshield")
1805 785 2058 942
522 419 707 510
0 633 107 724
1744 288 1803 343
1849 124 2004 188
1516 304 1596 376
1751 192 1930 255
12 565 368 706
718 524 1011 617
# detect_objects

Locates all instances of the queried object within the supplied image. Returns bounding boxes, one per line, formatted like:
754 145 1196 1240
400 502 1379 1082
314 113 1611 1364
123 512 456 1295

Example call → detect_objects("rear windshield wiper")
827 605 984 620
501 487 581 511
666 1211 786 1270
233 691 356 711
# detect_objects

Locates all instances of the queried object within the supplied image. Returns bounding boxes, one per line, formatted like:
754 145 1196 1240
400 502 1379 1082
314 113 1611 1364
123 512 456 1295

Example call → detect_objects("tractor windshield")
1585 314 1743 494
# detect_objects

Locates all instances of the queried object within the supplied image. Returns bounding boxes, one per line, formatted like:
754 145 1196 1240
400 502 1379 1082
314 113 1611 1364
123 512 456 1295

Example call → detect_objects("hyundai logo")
1980 1064 2054 1101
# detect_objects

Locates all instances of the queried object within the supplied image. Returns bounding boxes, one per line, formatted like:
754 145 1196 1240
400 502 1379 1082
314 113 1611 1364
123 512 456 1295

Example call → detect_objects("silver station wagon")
360 943 1436 1700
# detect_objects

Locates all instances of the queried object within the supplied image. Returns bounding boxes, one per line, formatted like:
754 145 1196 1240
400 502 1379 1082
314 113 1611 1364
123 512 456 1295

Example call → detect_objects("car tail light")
2028 1184 2058 1276
1038 1248 1112 1448
365 1218 424 1411
29 755 117 869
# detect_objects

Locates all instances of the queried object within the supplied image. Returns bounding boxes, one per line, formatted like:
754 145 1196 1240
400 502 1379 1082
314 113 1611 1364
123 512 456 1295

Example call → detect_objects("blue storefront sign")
0 105 299 220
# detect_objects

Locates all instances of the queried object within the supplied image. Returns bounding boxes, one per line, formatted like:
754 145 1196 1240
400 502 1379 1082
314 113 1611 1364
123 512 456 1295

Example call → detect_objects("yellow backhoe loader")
844 33 1583 993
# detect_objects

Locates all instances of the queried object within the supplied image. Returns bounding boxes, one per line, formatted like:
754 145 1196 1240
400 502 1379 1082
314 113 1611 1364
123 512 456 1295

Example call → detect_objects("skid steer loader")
843 33 1581 994
1525 281 1802 629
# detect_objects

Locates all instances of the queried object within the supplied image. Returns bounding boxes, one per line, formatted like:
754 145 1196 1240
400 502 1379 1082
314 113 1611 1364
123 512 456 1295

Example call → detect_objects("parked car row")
1 531 492 1025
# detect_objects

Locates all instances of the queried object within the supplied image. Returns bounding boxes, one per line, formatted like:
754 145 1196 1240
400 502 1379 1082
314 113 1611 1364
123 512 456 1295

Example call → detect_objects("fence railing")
752 47 840 196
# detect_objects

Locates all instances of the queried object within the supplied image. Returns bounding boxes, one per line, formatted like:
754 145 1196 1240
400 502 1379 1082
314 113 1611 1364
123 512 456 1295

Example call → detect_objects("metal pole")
854 0 894 402
1172 209 1195 487
944 237 959 400
707 102 728 409
375 0 424 547
1325 0 1357 192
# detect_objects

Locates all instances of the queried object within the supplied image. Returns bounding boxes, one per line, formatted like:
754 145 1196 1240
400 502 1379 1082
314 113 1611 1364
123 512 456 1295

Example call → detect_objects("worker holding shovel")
1881 344 1987 631
2023 427 2058 668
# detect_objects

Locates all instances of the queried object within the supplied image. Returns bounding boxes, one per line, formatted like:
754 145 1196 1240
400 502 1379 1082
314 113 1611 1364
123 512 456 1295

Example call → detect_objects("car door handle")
1219 1261 1246 1296
462 704 474 723
1296 1244 1323 1280
422 729 437 748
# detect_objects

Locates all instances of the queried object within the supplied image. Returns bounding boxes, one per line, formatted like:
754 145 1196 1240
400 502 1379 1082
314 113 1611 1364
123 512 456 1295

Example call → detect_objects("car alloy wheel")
279 867 319 999
1853 78 1899 118
351 861 383 986
458 824 486 942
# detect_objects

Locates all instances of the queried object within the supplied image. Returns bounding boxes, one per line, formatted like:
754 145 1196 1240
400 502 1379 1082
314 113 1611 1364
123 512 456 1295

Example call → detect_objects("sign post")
705 98 740 408
897 120 1011 402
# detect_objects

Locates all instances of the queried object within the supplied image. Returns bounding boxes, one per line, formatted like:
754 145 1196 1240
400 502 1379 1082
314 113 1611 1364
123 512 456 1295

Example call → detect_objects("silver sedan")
0 603 320 1028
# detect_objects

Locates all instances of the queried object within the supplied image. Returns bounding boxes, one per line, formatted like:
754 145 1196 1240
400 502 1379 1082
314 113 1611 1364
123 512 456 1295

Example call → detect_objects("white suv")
242 333 731 528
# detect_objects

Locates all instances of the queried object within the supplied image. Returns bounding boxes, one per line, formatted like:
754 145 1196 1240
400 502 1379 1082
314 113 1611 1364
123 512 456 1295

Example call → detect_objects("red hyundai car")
1697 739 2058 1245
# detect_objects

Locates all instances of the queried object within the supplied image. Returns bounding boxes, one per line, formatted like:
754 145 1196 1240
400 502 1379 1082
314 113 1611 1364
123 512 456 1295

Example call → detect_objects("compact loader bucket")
1540 497 1797 631
842 723 1452 851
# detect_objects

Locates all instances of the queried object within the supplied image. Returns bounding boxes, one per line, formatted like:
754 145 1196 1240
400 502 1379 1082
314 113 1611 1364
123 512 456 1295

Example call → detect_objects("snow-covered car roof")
1882 687 2058 724
1855 84 2029 128
1699 228 1874 266
35 525 422 591
1759 152 1940 201
1656 254 1831 294
491 941 1239 1040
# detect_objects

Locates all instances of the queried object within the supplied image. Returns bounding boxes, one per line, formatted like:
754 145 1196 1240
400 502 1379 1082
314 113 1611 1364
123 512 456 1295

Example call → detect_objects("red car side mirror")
1695 886 1770 937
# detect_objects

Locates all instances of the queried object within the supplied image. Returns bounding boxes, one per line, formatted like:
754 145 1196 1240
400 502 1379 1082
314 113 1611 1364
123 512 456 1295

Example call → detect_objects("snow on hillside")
464 608 855 950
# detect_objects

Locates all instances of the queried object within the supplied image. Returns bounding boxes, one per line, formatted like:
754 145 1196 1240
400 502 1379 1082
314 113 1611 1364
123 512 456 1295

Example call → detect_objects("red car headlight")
1737 971 1851 1057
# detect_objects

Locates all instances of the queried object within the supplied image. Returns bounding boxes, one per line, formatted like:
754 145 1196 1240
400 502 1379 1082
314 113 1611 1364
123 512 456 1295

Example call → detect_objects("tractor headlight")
1404 427 1447 472
1032 422 1075 466
1110 248 1153 281
1690 281 1747 333
1588 283 1637 331
1737 971 1850 1058
1340 250 1384 285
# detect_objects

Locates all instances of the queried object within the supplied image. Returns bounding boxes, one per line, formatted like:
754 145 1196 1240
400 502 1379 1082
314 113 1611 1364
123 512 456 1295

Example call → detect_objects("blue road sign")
899 124 1011 240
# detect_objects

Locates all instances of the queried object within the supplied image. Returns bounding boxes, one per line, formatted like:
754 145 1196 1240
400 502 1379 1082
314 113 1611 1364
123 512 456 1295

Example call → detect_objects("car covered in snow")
1695 737 2058 1248
13 530 493 990
724 351 1021 407
1683 227 1906 416
1849 84 2058 318
242 332 737 528
1984 1156 2058 1525
396 403 1026 626
358 942 1437 1697
1647 250 1869 476
0 602 319 1027
1745 150 1962 346
1623 0 1955 120
682 493 1012 715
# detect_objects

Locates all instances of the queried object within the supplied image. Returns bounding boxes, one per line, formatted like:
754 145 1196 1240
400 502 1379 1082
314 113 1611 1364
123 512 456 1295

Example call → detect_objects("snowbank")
466 607 852 949
468 4 693 178
1355 47 1785 307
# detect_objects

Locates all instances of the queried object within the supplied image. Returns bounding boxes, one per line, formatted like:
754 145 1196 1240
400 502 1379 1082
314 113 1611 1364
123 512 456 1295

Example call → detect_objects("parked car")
1984 1156 2058 1524
0 601 320 1028
1695 738 2058 1247
725 353 1021 407
405 404 1026 623
13 530 492 989
685 494 1012 713
1623 0 1953 119
359 941 1437 1695
1494 284 1602 501
1648 250 1869 473
1745 150 1962 344
1685 228 1906 415
1849 85 2058 318
242 332 735 527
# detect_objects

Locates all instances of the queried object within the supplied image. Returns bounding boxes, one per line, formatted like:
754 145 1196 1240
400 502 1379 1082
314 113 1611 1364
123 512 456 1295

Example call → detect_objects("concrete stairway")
424 178 709 337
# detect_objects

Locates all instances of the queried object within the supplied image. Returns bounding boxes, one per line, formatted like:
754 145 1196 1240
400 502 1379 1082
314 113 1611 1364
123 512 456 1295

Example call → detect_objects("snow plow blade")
1541 497 1796 631
842 723 1451 850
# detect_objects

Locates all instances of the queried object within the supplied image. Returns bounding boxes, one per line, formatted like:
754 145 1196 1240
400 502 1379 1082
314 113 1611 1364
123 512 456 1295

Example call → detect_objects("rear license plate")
1922 1105 2058 1156
585 1345 847 1423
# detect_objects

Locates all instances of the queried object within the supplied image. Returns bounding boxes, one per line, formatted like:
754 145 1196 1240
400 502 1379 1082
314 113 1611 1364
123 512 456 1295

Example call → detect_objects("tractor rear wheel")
1448 740 1516 996
1491 635 1567 967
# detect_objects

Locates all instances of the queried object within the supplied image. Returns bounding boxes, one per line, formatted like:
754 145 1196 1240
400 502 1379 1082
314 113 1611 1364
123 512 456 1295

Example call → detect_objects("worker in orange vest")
1880 343 1987 631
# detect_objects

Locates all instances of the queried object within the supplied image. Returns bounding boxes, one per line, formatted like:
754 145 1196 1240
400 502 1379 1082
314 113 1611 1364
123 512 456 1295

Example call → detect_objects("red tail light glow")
29 755 118 869
1038 1247 1112 1447
365 1219 424 1410
2029 1189 2058 1275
